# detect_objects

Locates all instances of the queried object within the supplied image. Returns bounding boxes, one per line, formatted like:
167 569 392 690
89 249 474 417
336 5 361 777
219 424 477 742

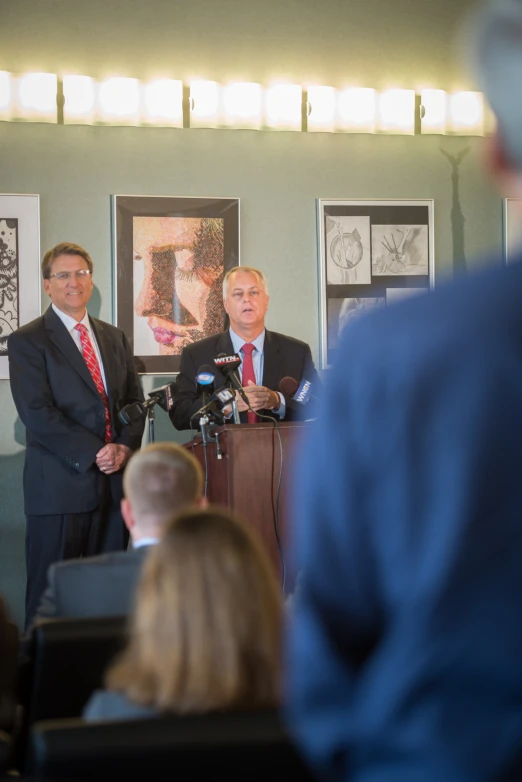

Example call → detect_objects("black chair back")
28 709 315 780
27 615 127 724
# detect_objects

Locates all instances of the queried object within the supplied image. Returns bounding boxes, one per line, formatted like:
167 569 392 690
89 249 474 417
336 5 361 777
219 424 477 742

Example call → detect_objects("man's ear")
121 497 135 532
483 131 522 199
198 496 208 509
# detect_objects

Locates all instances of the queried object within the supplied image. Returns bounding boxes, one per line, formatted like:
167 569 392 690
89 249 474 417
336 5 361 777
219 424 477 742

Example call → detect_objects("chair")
28 709 315 780
26 615 127 725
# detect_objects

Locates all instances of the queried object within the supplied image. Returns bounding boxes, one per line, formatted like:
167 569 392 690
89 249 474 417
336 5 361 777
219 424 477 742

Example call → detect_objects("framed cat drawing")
317 199 434 369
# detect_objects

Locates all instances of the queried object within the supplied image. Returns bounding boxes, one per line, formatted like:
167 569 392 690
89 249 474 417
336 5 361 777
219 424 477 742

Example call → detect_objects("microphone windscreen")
196 364 216 384
279 376 299 397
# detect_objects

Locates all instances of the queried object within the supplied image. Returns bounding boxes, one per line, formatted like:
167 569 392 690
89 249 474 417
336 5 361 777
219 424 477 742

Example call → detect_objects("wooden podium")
184 421 309 580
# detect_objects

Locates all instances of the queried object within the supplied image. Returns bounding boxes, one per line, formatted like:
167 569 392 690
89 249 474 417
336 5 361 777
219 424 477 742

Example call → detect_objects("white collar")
52 303 90 333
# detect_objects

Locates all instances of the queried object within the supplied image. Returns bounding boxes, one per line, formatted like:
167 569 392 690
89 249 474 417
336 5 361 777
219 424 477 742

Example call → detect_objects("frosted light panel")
264 84 302 130
190 80 220 127
0 72 11 120
337 88 376 132
307 86 336 132
420 89 446 134
221 82 262 129
15 73 57 122
142 79 183 126
63 75 96 124
448 91 484 135
98 78 141 124
378 89 415 134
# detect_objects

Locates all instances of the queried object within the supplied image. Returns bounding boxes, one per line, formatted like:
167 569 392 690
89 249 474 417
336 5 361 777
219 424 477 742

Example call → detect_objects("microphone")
119 381 178 424
196 364 215 406
279 376 318 407
148 382 177 412
191 385 236 420
214 353 250 407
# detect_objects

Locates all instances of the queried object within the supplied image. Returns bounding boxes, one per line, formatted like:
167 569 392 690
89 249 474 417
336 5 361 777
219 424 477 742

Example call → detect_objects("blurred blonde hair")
106 509 282 713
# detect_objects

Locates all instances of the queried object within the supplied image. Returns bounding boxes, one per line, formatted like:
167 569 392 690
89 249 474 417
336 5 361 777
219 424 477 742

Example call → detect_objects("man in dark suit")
32 443 204 621
285 3 522 781
7 242 144 628
170 265 319 430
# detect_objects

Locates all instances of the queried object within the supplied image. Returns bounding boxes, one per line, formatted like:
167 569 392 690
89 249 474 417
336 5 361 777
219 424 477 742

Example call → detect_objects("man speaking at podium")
170 266 319 430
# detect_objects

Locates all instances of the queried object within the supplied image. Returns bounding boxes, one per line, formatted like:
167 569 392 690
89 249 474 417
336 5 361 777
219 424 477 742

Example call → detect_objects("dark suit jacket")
33 546 152 622
287 260 522 782
8 306 144 515
170 328 319 430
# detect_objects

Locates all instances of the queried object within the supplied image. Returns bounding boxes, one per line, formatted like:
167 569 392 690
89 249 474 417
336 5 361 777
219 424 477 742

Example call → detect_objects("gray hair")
223 266 269 298
471 0 522 169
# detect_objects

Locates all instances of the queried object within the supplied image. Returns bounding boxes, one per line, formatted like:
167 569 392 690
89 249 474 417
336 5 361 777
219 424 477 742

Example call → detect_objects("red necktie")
241 343 258 424
75 323 113 443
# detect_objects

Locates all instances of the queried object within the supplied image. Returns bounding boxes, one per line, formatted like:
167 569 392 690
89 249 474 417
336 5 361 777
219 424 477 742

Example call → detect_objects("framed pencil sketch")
0 194 41 379
318 199 434 369
503 199 522 264
113 195 240 374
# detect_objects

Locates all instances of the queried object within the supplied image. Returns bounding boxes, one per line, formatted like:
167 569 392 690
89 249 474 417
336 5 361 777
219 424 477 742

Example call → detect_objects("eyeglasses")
49 270 92 281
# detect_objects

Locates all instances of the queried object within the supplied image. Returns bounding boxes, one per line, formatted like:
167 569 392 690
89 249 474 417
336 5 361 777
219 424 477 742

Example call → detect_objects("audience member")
84 508 282 721
32 443 204 622
285 1 522 780
0 597 17 771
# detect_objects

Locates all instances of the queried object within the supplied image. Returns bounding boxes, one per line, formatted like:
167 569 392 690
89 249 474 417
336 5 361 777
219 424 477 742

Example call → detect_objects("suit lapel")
262 329 282 391
44 307 99 396
213 331 235 385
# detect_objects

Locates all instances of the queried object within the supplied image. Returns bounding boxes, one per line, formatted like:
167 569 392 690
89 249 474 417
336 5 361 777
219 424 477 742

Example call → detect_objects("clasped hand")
235 380 279 412
96 443 132 475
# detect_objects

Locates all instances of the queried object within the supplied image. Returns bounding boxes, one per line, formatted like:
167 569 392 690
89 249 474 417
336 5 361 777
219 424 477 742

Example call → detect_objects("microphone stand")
231 399 240 425
147 405 156 444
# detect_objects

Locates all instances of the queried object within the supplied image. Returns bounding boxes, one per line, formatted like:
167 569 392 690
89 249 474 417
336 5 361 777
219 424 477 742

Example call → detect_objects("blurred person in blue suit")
285 1 522 780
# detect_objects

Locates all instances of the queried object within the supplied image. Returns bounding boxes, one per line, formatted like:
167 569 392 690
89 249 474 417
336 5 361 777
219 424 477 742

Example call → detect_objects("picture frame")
317 198 435 369
112 195 240 375
0 194 41 379
503 198 522 264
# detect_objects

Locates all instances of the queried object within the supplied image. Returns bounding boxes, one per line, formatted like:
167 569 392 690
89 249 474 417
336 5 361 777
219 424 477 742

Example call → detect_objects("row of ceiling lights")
0 71 491 135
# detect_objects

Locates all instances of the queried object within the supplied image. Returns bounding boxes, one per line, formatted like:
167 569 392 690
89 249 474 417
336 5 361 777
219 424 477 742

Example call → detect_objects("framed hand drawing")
503 199 522 264
318 199 434 369
113 195 240 374
0 194 41 379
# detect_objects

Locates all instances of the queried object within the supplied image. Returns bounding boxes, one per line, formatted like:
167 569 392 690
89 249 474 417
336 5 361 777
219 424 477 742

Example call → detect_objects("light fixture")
0 71 12 120
98 77 141 125
264 84 302 131
189 80 221 128
306 86 336 132
12 72 57 122
63 75 96 124
142 79 183 127
447 91 484 135
420 89 447 134
377 89 415 134
221 82 262 129
337 87 376 133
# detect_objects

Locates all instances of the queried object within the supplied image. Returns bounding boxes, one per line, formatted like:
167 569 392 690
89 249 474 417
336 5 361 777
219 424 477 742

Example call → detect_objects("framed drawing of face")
113 195 239 374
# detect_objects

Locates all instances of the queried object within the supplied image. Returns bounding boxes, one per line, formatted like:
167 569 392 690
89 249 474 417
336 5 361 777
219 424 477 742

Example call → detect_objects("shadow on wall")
440 146 471 275
0 416 27 629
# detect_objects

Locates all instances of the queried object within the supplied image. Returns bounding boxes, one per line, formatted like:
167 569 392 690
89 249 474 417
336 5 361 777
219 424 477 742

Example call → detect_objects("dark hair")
41 242 93 280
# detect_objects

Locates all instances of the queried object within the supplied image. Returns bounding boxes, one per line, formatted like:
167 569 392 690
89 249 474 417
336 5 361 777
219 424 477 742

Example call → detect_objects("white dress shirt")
52 304 108 393
229 328 285 417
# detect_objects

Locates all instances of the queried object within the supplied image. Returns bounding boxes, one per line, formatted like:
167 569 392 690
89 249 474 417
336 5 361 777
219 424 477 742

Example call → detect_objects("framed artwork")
318 199 434 369
503 199 522 264
0 194 40 379
113 195 240 374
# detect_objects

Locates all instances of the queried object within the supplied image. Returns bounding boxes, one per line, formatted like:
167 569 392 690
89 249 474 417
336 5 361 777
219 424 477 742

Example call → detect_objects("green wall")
0 0 503 626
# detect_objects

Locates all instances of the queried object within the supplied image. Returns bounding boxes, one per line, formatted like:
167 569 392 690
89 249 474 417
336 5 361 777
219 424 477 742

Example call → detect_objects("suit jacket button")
75 462 80 468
